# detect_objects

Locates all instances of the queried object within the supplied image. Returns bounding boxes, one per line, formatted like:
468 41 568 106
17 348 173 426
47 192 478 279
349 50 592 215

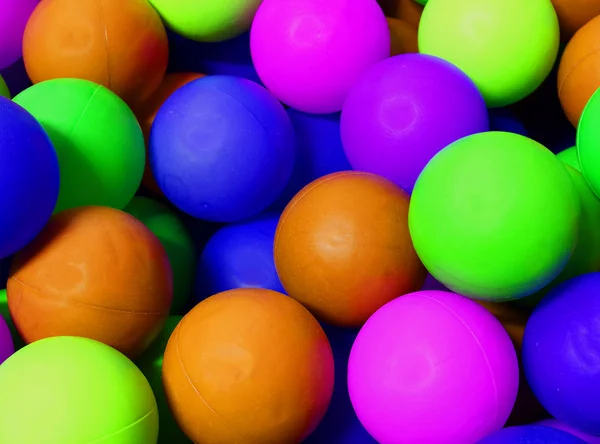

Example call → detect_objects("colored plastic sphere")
551 0 600 41
195 214 285 302
0 336 158 443
388 18 418 56
341 53 488 193
22 0 169 106
379 0 423 29
150 75 296 222
348 290 519 444
136 316 190 444
418 0 559 107
13 79 145 212
489 108 528 136
0 289 23 351
558 146 580 171
409 131 580 301
250 0 390 114
124 197 196 315
0 314 13 366
558 16 600 127
7 206 173 359
0 97 59 259
578 88 600 198
478 426 586 444
537 419 600 443
0 75 9 98
133 72 205 195
150 0 261 42
0 0 38 70
275 171 427 327
162 288 335 444
523 273 600 435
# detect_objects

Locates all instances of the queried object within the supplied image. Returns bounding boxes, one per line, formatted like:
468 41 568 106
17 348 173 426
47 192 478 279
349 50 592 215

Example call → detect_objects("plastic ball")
133 72 205 195
387 18 418 56
136 316 189 444
578 87 600 198
22 0 169 106
150 75 296 222
348 290 519 444
478 426 586 444
124 197 196 315
536 419 600 443
150 0 261 42
558 146 580 171
379 0 423 29
0 0 38 70
13 79 145 212
419 0 560 107
275 171 427 327
0 315 13 366
0 97 59 259
523 273 600 435
0 289 24 351
558 16 600 127
7 206 173 359
162 288 335 444
0 336 158 443
250 0 390 114
341 53 488 193
551 0 600 42
195 214 285 302
0 75 9 98
409 131 580 301
489 108 528 136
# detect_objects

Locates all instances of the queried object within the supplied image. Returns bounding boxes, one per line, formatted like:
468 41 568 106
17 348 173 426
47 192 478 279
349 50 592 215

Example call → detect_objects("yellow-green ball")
0 76 10 99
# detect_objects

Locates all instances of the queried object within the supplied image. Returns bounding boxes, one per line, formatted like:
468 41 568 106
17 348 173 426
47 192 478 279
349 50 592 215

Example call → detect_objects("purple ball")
523 273 600 435
536 419 600 443
0 316 14 365
478 426 586 444
0 0 39 70
340 53 489 193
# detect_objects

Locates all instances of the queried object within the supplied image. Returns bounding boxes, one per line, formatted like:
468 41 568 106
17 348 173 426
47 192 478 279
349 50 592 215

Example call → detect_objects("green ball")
13 79 145 213
0 75 10 99
557 146 580 172
409 131 580 301
418 0 559 107
124 197 196 314
149 0 262 42
415 0 428 4
0 336 158 443
0 290 24 351
578 88 600 199
136 316 191 444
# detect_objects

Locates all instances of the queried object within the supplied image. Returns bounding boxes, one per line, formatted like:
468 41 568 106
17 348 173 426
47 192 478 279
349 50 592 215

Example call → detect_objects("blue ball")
477 426 585 443
271 110 352 211
488 108 527 136
194 214 285 302
523 273 600 435
150 75 296 222
0 98 59 259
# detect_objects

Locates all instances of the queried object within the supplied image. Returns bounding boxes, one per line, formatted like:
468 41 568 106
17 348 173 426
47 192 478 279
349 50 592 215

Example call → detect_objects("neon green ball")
13 79 145 213
149 0 262 42
557 146 580 172
136 316 191 444
415 0 428 4
577 88 600 199
124 197 196 315
409 131 580 301
0 75 10 99
0 336 158 444
418 0 559 107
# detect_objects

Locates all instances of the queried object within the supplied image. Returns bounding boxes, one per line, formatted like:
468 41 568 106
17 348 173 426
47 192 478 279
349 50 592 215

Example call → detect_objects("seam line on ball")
98 0 112 89
558 48 600 97
84 407 157 443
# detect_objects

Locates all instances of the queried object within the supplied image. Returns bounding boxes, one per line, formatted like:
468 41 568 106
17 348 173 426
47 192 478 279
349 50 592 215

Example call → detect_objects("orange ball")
379 0 423 29
7 206 172 358
162 288 334 444
388 17 419 56
274 171 427 327
551 0 600 41
133 72 205 195
558 15 600 127
22 0 169 107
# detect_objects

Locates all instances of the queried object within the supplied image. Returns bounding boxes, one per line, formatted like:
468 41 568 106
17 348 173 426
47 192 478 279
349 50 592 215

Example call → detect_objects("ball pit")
275 171 426 327
22 0 169 106
150 75 296 222
409 131 580 301
348 290 519 443
13 78 145 212
0 0 38 71
7 206 172 359
478 426 587 444
162 288 335 444
0 336 158 443
250 0 390 114
419 0 560 107
341 53 488 193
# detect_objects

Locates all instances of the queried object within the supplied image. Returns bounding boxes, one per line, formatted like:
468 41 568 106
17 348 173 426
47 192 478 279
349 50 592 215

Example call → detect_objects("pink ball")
0 0 39 70
348 290 519 444
536 419 600 443
250 0 390 114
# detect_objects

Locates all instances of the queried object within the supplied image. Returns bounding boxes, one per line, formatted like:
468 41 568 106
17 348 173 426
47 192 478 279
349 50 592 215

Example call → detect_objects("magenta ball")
536 419 600 444
341 54 489 193
348 290 519 444
0 0 39 70
250 0 390 114
0 316 13 365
